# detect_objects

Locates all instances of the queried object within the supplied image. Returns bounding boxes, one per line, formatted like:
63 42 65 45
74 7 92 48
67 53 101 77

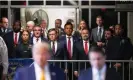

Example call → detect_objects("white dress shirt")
33 37 41 45
66 35 73 56
83 40 90 51
51 41 57 53
34 62 51 80
13 32 20 43
97 26 104 38
92 65 106 80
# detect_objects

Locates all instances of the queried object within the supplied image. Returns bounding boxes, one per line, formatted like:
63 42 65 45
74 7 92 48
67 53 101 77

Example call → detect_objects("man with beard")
3 20 22 58
73 28 93 77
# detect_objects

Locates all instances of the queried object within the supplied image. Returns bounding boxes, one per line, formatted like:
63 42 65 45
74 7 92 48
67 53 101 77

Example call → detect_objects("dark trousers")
0 65 3 80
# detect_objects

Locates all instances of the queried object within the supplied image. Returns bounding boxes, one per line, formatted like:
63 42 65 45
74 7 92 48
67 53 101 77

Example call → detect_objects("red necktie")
84 41 88 55
14 33 18 45
67 37 72 59
52 42 55 54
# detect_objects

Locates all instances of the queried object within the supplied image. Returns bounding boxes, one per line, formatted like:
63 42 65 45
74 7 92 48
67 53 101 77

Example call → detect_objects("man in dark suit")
78 47 121 80
73 28 93 77
26 21 35 38
59 22 78 80
91 16 105 43
105 24 133 80
48 28 67 60
29 25 47 45
97 29 113 48
55 19 65 36
3 20 22 58
47 28 67 70
0 17 12 37
14 42 65 80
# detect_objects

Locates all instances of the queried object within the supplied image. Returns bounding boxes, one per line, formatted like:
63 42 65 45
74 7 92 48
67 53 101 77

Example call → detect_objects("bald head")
1 17 8 28
32 42 50 68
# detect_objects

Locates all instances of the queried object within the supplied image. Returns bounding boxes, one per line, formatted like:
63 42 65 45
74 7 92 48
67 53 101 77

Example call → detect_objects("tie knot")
85 41 88 43
68 37 71 39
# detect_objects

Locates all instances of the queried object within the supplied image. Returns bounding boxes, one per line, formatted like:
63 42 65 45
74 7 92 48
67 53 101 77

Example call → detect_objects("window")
91 9 117 29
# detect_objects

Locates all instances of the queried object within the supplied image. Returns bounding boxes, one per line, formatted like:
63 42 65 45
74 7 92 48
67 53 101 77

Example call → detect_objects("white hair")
27 21 35 26
32 42 50 55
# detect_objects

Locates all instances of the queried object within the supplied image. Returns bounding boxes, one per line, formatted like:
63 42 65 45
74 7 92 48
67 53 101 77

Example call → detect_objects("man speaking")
14 42 65 80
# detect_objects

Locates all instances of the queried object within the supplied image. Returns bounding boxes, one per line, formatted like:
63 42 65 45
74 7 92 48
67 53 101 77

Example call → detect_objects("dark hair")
89 46 105 56
115 24 123 29
105 29 113 35
96 15 103 20
55 19 62 24
64 22 73 29
48 28 58 34
13 20 21 27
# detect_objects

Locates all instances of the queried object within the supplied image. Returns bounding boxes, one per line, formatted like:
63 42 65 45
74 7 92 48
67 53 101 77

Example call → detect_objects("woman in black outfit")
15 29 32 58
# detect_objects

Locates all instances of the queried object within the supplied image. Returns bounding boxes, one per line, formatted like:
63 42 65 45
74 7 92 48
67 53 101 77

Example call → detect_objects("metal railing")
8 59 133 80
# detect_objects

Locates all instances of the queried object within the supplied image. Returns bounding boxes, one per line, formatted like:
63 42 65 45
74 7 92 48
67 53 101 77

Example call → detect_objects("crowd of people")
0 15 133 80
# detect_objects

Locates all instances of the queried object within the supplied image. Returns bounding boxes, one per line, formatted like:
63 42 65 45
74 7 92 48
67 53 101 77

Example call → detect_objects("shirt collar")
34 62 49 72
92 64 106 75
98 26 103 30
66 35 72 38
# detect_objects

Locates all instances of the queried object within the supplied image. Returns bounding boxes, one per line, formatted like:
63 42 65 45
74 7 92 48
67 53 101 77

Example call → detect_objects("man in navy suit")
14 42 65 80
29 25 47 45
59 22 78 80
78 47 121 80
47 28 67 70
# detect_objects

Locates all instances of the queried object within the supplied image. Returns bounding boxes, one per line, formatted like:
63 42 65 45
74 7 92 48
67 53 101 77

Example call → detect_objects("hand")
74 71 79 77
114 63 121 68
97 42 103 47
64 69 68 73
2 74 7 80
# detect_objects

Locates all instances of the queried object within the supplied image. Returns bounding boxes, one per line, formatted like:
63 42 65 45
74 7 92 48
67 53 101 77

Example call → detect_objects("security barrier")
8 59 133 80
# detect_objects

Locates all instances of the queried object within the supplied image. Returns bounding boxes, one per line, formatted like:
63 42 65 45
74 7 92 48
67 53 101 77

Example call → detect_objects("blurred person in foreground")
14 42 65 80
0 37 8 80
78 47 121 80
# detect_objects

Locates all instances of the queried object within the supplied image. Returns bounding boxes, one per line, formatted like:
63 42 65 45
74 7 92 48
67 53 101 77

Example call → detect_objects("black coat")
3 31 22 58
105 36 133 60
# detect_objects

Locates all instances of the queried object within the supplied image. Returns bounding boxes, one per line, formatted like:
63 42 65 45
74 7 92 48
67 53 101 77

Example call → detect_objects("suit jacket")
50 40 67 60
105 36 133 60
0 28 12 37
78 67 121 80
59 35 78 60
49 41 67 69
14 64 65 80
73 40 93 71
91 27 105 43
3 31 22 58
29 36 48 45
